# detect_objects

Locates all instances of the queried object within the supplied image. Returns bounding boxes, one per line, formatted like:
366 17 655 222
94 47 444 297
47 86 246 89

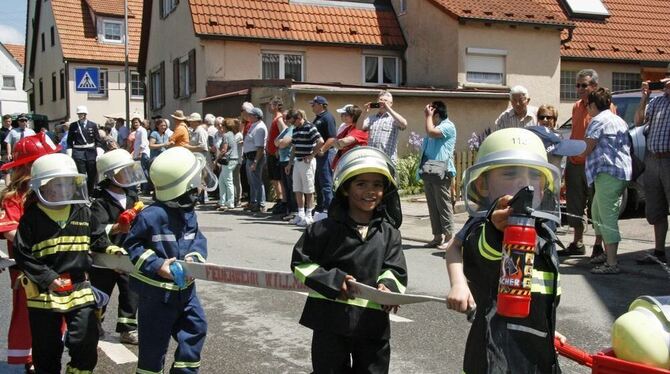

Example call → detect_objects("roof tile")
3 43 25 67
188 0 405 49
430 0 572 27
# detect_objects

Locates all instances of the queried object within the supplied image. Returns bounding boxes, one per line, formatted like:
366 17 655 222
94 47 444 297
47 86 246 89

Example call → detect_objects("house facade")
0 43 29 115
24 0 145 127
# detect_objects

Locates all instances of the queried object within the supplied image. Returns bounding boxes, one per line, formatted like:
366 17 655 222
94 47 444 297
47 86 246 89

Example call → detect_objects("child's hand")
491 195 513 232
377 283 399 314
555 330 567 344
338 274 356 300
447 282 476 313
184 257 195 282
157 258 176 280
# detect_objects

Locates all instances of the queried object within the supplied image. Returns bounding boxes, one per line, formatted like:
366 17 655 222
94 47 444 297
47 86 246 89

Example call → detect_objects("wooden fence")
452 150 477 200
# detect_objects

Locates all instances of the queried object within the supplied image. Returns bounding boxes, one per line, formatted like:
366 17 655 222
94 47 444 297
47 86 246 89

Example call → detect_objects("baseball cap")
336 104 354 114
241 101 254 113
309 96 328 105
17 114 29 121
525 126 586 156
250 107 263 118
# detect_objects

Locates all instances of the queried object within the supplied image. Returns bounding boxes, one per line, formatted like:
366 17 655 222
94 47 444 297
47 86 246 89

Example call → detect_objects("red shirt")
266 116 281 155
332 125 369 169
0 193 24 257
242 120 252 137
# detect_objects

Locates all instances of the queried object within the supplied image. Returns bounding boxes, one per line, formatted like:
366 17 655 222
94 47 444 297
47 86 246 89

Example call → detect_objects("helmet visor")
36 175 89 206
462 160 561 222
111 162 147 187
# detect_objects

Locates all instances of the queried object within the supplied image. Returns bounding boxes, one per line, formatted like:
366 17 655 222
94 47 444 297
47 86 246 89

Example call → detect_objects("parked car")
555 90 661 216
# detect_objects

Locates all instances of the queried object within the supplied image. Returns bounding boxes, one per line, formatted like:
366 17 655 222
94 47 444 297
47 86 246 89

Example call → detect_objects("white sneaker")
290 215 303 225
313 211 328 222
297 216 313 227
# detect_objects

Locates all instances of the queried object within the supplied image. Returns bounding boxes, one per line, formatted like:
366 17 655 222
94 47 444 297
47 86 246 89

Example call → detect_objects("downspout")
64 60 70 122
560 27 573 45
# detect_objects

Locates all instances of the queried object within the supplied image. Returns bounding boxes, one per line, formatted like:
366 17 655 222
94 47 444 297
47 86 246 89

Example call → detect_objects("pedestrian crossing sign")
75 67 99 92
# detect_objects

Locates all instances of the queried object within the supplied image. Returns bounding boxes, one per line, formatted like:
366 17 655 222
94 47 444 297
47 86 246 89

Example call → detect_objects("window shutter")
173 58 180 98
188 49 196 94
148 72 154 110
159 61 165 109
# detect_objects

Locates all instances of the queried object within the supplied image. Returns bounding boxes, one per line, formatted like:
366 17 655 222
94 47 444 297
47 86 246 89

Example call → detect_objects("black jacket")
67 120 101 161
291 196 407 339
90 187 138 253
461 217 561 374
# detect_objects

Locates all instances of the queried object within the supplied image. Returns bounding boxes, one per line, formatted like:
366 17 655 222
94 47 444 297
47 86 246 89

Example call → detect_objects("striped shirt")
494 106 538 130
585 110 632 185
291 121 322 158
644 94 670 153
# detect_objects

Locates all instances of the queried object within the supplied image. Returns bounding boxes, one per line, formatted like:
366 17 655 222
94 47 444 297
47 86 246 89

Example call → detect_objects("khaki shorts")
292 158 316 194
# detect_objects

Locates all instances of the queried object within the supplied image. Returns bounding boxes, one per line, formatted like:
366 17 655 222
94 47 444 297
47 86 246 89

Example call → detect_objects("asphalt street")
0 198 668 373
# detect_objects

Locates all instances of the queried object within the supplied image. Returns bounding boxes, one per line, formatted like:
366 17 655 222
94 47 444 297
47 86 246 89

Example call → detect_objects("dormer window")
101 19 124 44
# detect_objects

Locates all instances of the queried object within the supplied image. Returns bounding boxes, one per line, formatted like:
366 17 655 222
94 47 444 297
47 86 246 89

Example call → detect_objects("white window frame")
465 47 506 86
399 0 407 14
2 75 16 90
560 70 579 102
261 52 304 81
612 72 641 92
161 0 178 18
362 55 400 86
150 67 163 110
179 55 190 98
88 68 108 98
101 20 124 44
130 71 144 99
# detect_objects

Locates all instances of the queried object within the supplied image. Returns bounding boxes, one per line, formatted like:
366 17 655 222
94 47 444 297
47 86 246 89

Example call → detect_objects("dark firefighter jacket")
89 188 138 254
14 203 98 312
290 199 407 340
461 216 561 374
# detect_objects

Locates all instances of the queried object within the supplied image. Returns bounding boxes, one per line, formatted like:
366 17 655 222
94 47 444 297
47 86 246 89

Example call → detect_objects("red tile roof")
51 0 142 64
187 0 406 49
428 0 573 27
536 0 670 62
3 44 25 68
84 0 134 17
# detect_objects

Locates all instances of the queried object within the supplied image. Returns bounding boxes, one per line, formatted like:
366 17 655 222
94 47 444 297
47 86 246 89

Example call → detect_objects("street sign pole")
124 0 130 125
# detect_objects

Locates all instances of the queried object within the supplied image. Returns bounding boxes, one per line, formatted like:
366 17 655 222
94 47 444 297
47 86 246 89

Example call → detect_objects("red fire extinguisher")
497 186 536 318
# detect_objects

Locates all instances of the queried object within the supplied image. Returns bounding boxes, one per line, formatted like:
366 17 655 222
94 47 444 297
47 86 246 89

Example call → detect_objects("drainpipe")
560 28 573 45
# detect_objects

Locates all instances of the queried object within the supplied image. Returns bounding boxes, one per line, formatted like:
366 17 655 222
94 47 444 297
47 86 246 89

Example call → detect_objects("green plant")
396 153 424 195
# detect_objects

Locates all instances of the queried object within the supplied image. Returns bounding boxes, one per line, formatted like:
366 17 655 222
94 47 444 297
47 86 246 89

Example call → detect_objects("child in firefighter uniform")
291 146 407 373
124 146 208 374
89 148 146 344
13 152 101 374
445 128 563 373
0 133 61 373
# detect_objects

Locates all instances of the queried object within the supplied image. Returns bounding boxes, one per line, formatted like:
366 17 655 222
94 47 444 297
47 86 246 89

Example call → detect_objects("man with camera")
634 69 670 265
362 90 407 164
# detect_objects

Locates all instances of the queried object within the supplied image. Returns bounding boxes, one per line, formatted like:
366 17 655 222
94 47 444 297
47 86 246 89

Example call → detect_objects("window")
399 0 407 14
2 76 15 89
51 72 56 101
465 48 506 85
39 79 43 105
261 53 303 81
173 49 196 98
160 0 178 18
612 72 641 92
150 62 165 110
50 26 55 46
130 71 144 98
363 56 399 85
41 33 45 51
102 20 123 43
59 69 65 99
560 70 579 101
89 68 108 98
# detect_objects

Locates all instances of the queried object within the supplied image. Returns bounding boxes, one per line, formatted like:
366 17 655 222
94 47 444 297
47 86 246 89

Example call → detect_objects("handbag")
217 155 229 166
420 159 448 181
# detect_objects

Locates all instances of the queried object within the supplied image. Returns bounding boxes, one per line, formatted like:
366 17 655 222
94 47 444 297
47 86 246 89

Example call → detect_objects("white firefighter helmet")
150 147 205 202
461 128 561 222
29 153 88 206
193 153 219 192
96 148 147 187
612 296 670 369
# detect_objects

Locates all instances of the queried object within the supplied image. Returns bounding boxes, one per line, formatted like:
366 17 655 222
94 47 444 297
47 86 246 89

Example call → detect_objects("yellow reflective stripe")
184 251 205 263
135 249 156 271
130 271 193 291
173 361 201 369
531 269 560 295
105 245 128 255
136 368 163 374
65 365 93 374
308 291 382 311
377 269 406 294
33 235 89 252
117 317 137 325
478 225 502 261
293 263 320 283
27 288 95 311
34 244 89 258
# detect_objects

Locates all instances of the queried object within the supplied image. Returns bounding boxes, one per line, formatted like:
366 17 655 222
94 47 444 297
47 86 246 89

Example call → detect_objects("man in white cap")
67 105 102 193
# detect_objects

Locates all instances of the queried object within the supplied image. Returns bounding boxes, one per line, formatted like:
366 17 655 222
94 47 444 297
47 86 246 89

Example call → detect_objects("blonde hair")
0 164 32 205
537 105 558 119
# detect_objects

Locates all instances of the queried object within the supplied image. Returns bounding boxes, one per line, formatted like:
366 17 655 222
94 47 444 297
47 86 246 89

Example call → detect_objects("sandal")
589 252 607 264
590 263 620 274
636 252 667 265
558 242 585 256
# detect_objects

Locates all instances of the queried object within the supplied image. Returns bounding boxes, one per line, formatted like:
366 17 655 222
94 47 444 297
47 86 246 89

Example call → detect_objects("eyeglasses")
575 83 590 89
538 115 555 120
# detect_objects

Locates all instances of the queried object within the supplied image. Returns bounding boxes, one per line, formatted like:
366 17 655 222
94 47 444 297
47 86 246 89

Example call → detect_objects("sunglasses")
575 83 590 89
538 115 555 120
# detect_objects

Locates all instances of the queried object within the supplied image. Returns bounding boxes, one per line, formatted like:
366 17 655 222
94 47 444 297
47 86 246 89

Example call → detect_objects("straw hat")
170 110 187 121
187 112 202 122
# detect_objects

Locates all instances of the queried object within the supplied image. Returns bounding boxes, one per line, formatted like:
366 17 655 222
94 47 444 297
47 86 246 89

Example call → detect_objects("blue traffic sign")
75 67 99 92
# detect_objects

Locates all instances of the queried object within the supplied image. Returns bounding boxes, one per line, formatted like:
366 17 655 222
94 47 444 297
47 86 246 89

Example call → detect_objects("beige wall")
458 23 562 119
392 0 459 87
557 60 642 124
